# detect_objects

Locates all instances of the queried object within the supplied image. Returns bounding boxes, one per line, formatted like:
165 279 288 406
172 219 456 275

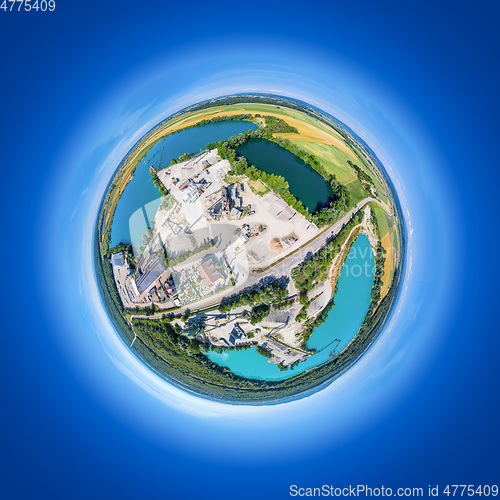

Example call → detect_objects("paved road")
134 197 389 319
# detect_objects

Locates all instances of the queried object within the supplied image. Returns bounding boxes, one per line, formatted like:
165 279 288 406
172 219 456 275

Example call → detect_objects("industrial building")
197 256 224 287
110 253 124 266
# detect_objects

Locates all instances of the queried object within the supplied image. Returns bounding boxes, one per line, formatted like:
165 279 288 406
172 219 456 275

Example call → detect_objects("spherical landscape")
95 94 405 404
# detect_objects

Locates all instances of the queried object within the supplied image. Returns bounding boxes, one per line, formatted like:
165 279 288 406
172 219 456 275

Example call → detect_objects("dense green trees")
218 279 289 314
197 113 253 126
310 178 351 227
150 167 169 196
250 304 271 325
99 249 123 311
257 346 274 358
263 115 299 135
295 305 309 323
348 159 374 185
292 242 341 299
210 343 254 354
133 317 210 358
367 242 386 316
169 152 192 166
207 127 265 152
128 304 159 316
108 242 132 256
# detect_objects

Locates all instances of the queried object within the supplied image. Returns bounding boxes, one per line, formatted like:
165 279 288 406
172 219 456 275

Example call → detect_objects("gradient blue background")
1 1 499 498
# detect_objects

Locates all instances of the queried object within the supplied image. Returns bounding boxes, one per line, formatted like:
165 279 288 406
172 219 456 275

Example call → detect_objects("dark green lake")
236 138 333 212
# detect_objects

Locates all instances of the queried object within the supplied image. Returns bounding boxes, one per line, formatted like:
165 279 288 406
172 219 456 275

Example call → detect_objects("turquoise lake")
206 234 375 381
110 120 258 252
236 138 333 212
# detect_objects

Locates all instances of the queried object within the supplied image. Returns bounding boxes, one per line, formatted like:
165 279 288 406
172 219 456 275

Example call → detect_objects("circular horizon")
92 91 408 404
37 45 460 453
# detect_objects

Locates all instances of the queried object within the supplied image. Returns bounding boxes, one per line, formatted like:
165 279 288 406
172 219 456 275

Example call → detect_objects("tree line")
207 127 352 228
150 166 169 196
262 115 299 134
196 113 253 125
366 241 386 316
218 279 289 324
169 152 192 166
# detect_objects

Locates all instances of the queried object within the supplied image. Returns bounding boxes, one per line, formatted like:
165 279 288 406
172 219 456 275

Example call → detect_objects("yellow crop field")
380 231 395 300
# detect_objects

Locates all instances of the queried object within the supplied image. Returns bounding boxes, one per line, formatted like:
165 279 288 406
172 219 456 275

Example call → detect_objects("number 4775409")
1 0 56 11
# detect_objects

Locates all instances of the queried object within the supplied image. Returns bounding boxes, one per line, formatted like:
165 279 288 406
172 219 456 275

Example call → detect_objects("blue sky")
1 0 499 498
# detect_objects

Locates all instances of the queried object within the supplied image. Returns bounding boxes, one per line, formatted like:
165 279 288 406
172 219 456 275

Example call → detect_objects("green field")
291 140 358 180
371 202 393 238
287 140 368 203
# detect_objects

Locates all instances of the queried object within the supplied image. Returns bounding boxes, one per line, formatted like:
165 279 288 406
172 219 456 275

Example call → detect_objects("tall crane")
158 146 164 169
